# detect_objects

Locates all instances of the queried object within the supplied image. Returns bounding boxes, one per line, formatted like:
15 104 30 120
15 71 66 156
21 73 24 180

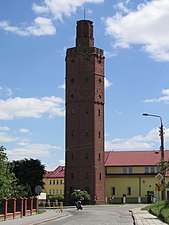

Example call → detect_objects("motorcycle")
75 200 83 210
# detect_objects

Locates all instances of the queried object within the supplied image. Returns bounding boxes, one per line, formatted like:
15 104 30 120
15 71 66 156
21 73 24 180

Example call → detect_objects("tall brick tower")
64 20 105 205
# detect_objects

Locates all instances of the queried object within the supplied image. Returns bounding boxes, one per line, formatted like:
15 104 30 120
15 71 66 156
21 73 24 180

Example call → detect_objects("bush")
148 200 169 224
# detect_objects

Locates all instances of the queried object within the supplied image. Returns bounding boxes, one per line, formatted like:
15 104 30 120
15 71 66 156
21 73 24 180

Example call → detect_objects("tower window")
71 59 75 63
98 153 101 161
85 131 88 137
71 93 74 98
71 78 75 83
86 172 89 179
99 173 101 180
99 78 102 83
112 187 115 195
98 109 101 116
71 108 75 114
98 131 101 138
85 77 89 82
71 153 74 160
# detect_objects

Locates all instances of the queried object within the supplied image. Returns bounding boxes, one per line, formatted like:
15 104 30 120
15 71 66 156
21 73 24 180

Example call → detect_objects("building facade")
44 150 169 204
64 20 105 205
43 166 64 197
105 150 169 203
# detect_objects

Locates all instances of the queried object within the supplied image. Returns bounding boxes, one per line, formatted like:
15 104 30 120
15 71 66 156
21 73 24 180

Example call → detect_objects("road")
43 205 135 225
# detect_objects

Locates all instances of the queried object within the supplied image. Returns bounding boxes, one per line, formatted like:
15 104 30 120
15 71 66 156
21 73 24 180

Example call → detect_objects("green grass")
37 209 46 214
147 201 169 224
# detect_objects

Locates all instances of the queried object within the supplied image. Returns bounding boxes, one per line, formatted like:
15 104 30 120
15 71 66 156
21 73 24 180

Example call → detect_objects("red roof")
104 150 169 167
44 166 65 178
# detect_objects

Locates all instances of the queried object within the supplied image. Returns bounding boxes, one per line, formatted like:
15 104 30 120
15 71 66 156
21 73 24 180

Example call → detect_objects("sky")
1 0 169 171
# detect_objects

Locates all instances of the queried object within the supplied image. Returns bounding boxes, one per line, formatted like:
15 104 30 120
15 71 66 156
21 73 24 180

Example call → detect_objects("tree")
12 158 46 196
71 190 91 204
0 146 17 199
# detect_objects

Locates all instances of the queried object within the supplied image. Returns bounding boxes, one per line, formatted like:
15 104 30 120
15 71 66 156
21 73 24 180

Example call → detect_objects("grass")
146 201 169 224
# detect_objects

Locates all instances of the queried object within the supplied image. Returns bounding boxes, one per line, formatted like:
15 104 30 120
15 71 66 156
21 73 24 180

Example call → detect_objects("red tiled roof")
104 150 169 167
44 166 65 178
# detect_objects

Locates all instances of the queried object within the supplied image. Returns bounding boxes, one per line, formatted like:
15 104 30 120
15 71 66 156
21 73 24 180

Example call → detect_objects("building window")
60 180 62 185
145 166 149 173
57 180 59 185
98 131 101 138
98 153 101 161
71 93 74 98
99 78 102 83
123 167 127 174
112 187 115 195
49 189 51 195
128 167 133 173
49 180 52 185
71 108 75 114
71 78 75 83
53 180 55 185
127 187 131 195
99 173 101 180
71 153 74 160
53 189 55 194
150 166 155 173
98 109 101 116
56 189 58 194
60 190 62 195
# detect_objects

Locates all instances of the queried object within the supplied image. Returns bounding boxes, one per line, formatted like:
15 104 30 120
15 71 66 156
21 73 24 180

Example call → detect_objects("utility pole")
143 113 166 201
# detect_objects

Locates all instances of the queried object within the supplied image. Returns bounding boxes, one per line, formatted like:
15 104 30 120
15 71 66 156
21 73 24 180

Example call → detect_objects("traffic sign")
155 173 163 183
155 183 163 191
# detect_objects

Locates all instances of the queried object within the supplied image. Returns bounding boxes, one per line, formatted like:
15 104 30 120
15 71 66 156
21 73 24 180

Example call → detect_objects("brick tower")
64 20 105 205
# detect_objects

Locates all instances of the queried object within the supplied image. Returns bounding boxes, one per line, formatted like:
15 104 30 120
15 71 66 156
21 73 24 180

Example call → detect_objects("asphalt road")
43 205 134 225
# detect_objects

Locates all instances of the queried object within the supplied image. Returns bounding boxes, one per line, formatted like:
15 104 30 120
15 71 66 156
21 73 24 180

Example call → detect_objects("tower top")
76 20 94 47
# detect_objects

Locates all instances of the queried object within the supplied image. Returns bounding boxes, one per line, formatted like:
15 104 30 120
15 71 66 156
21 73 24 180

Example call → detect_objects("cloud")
19 128 30 134
58 83 65 89
0 17 56 36
105 78 113 89
144 88 169 104
104 0 169 62
0 85 13 98
7 142 61 161
32 0 104 21
105 127 169 151
0 126 17 143
0 96 65 120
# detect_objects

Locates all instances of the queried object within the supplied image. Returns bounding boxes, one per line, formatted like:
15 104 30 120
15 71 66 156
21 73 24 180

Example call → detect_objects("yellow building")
43 166 64 197
44 150 169 203
105 150 169 203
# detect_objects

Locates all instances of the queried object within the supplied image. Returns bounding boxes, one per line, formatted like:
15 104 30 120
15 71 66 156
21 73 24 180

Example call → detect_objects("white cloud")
0 85 13 97
105 127 169 151
32 0 104 21
58 83 65 89
0 17 56 36
104 0 169 61
105 78 113 89
144 88 169 104
0 126 17 143
7 142 61 161
19 128 30 134
0 96 65 120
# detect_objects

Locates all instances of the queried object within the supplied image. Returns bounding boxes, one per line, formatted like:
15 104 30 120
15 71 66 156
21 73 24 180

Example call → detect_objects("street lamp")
142 113 166 200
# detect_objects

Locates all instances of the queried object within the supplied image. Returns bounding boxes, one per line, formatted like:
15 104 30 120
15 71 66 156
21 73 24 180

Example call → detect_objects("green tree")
12 158 46 196
71 190 91 204
0 146 17 199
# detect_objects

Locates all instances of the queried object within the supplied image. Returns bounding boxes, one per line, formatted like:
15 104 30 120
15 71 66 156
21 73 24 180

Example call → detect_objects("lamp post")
142 113 166 201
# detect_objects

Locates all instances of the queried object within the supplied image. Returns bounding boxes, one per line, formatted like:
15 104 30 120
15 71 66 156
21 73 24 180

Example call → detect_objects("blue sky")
1 0 169 170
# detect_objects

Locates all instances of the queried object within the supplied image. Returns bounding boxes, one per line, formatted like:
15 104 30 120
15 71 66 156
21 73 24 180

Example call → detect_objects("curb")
28 213 69 225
